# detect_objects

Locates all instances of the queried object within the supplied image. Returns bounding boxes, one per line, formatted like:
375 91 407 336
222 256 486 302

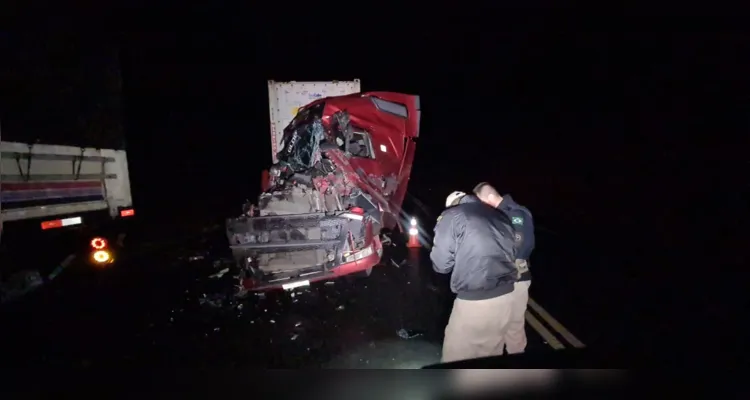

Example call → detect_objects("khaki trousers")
441 292 514 363
504 280 531 354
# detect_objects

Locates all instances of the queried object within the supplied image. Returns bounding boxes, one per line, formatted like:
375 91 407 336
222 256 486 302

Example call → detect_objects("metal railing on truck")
1 139 134 244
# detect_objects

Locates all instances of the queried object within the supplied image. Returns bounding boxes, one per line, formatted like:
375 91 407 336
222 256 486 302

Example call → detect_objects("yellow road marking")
525 310 566 350
528 297 586 348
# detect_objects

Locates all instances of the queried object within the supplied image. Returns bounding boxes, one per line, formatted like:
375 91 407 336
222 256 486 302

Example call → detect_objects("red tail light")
41 220 63 230
120 209 135 217
91 237 108 250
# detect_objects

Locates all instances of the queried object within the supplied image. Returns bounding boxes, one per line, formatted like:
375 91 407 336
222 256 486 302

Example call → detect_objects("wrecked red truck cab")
227 92 421 291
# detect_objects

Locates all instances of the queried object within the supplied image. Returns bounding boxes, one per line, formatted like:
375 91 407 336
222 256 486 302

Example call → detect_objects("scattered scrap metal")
0 269 44 304
0 254 76 304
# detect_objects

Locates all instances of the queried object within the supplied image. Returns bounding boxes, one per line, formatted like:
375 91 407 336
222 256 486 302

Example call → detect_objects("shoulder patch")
511 216 524 225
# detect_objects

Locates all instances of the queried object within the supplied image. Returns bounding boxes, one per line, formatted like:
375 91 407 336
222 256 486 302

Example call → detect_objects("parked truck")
226 80 421 291
0 124 135 295
1 41 134 280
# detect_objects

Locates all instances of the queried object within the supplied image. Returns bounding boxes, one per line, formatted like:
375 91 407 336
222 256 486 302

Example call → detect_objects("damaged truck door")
227 81 420 292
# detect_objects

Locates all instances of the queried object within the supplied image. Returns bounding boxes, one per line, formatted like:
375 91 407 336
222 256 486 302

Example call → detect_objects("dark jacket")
430 195 517 300
498 194 535 282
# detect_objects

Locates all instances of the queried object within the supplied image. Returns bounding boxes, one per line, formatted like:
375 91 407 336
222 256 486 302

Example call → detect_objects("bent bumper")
242 236 383 291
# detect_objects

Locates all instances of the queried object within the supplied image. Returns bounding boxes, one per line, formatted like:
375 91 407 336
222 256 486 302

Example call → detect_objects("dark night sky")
1 28 746 258
121 28 749 250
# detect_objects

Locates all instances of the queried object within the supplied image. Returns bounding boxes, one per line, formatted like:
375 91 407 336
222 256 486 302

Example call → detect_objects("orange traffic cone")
407 234 420 248
407 218 421 248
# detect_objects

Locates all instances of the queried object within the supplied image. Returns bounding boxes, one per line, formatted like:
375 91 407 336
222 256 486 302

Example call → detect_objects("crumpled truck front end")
227 204 383 291
227 171 385 291
227 91 419 291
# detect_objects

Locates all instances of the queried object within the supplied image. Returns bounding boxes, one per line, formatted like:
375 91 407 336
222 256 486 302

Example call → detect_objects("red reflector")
350 207 365 215
120 209 135 217
41 220 63 230
41 216 83 230
91 237 108 249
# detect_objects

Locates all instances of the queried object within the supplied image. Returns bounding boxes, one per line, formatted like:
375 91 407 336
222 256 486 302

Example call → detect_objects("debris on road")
0 213 457 369
208 268 230 279
1 254 78 304
198 293 224 308
397 329 424 339
1 270 45 304
212 258 235 269
48 254 77 281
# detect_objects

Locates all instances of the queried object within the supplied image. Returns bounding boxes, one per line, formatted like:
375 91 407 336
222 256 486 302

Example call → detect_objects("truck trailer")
0 127 135 298
1 42 133 296
226 80 420 291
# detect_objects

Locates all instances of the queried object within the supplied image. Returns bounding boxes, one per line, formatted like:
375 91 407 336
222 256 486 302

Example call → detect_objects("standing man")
431 190 519 363
473 182 535 354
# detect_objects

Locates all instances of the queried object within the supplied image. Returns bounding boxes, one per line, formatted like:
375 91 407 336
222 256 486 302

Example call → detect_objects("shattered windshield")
287 102 324 132
277 102 326 171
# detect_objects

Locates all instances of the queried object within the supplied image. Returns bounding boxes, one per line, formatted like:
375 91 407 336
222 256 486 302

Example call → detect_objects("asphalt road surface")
1 220 592 369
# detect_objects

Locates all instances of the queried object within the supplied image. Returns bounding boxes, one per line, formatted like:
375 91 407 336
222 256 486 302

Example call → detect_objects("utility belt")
515 259 530 279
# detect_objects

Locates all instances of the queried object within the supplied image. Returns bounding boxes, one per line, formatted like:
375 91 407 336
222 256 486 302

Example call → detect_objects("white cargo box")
267 80 361 164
